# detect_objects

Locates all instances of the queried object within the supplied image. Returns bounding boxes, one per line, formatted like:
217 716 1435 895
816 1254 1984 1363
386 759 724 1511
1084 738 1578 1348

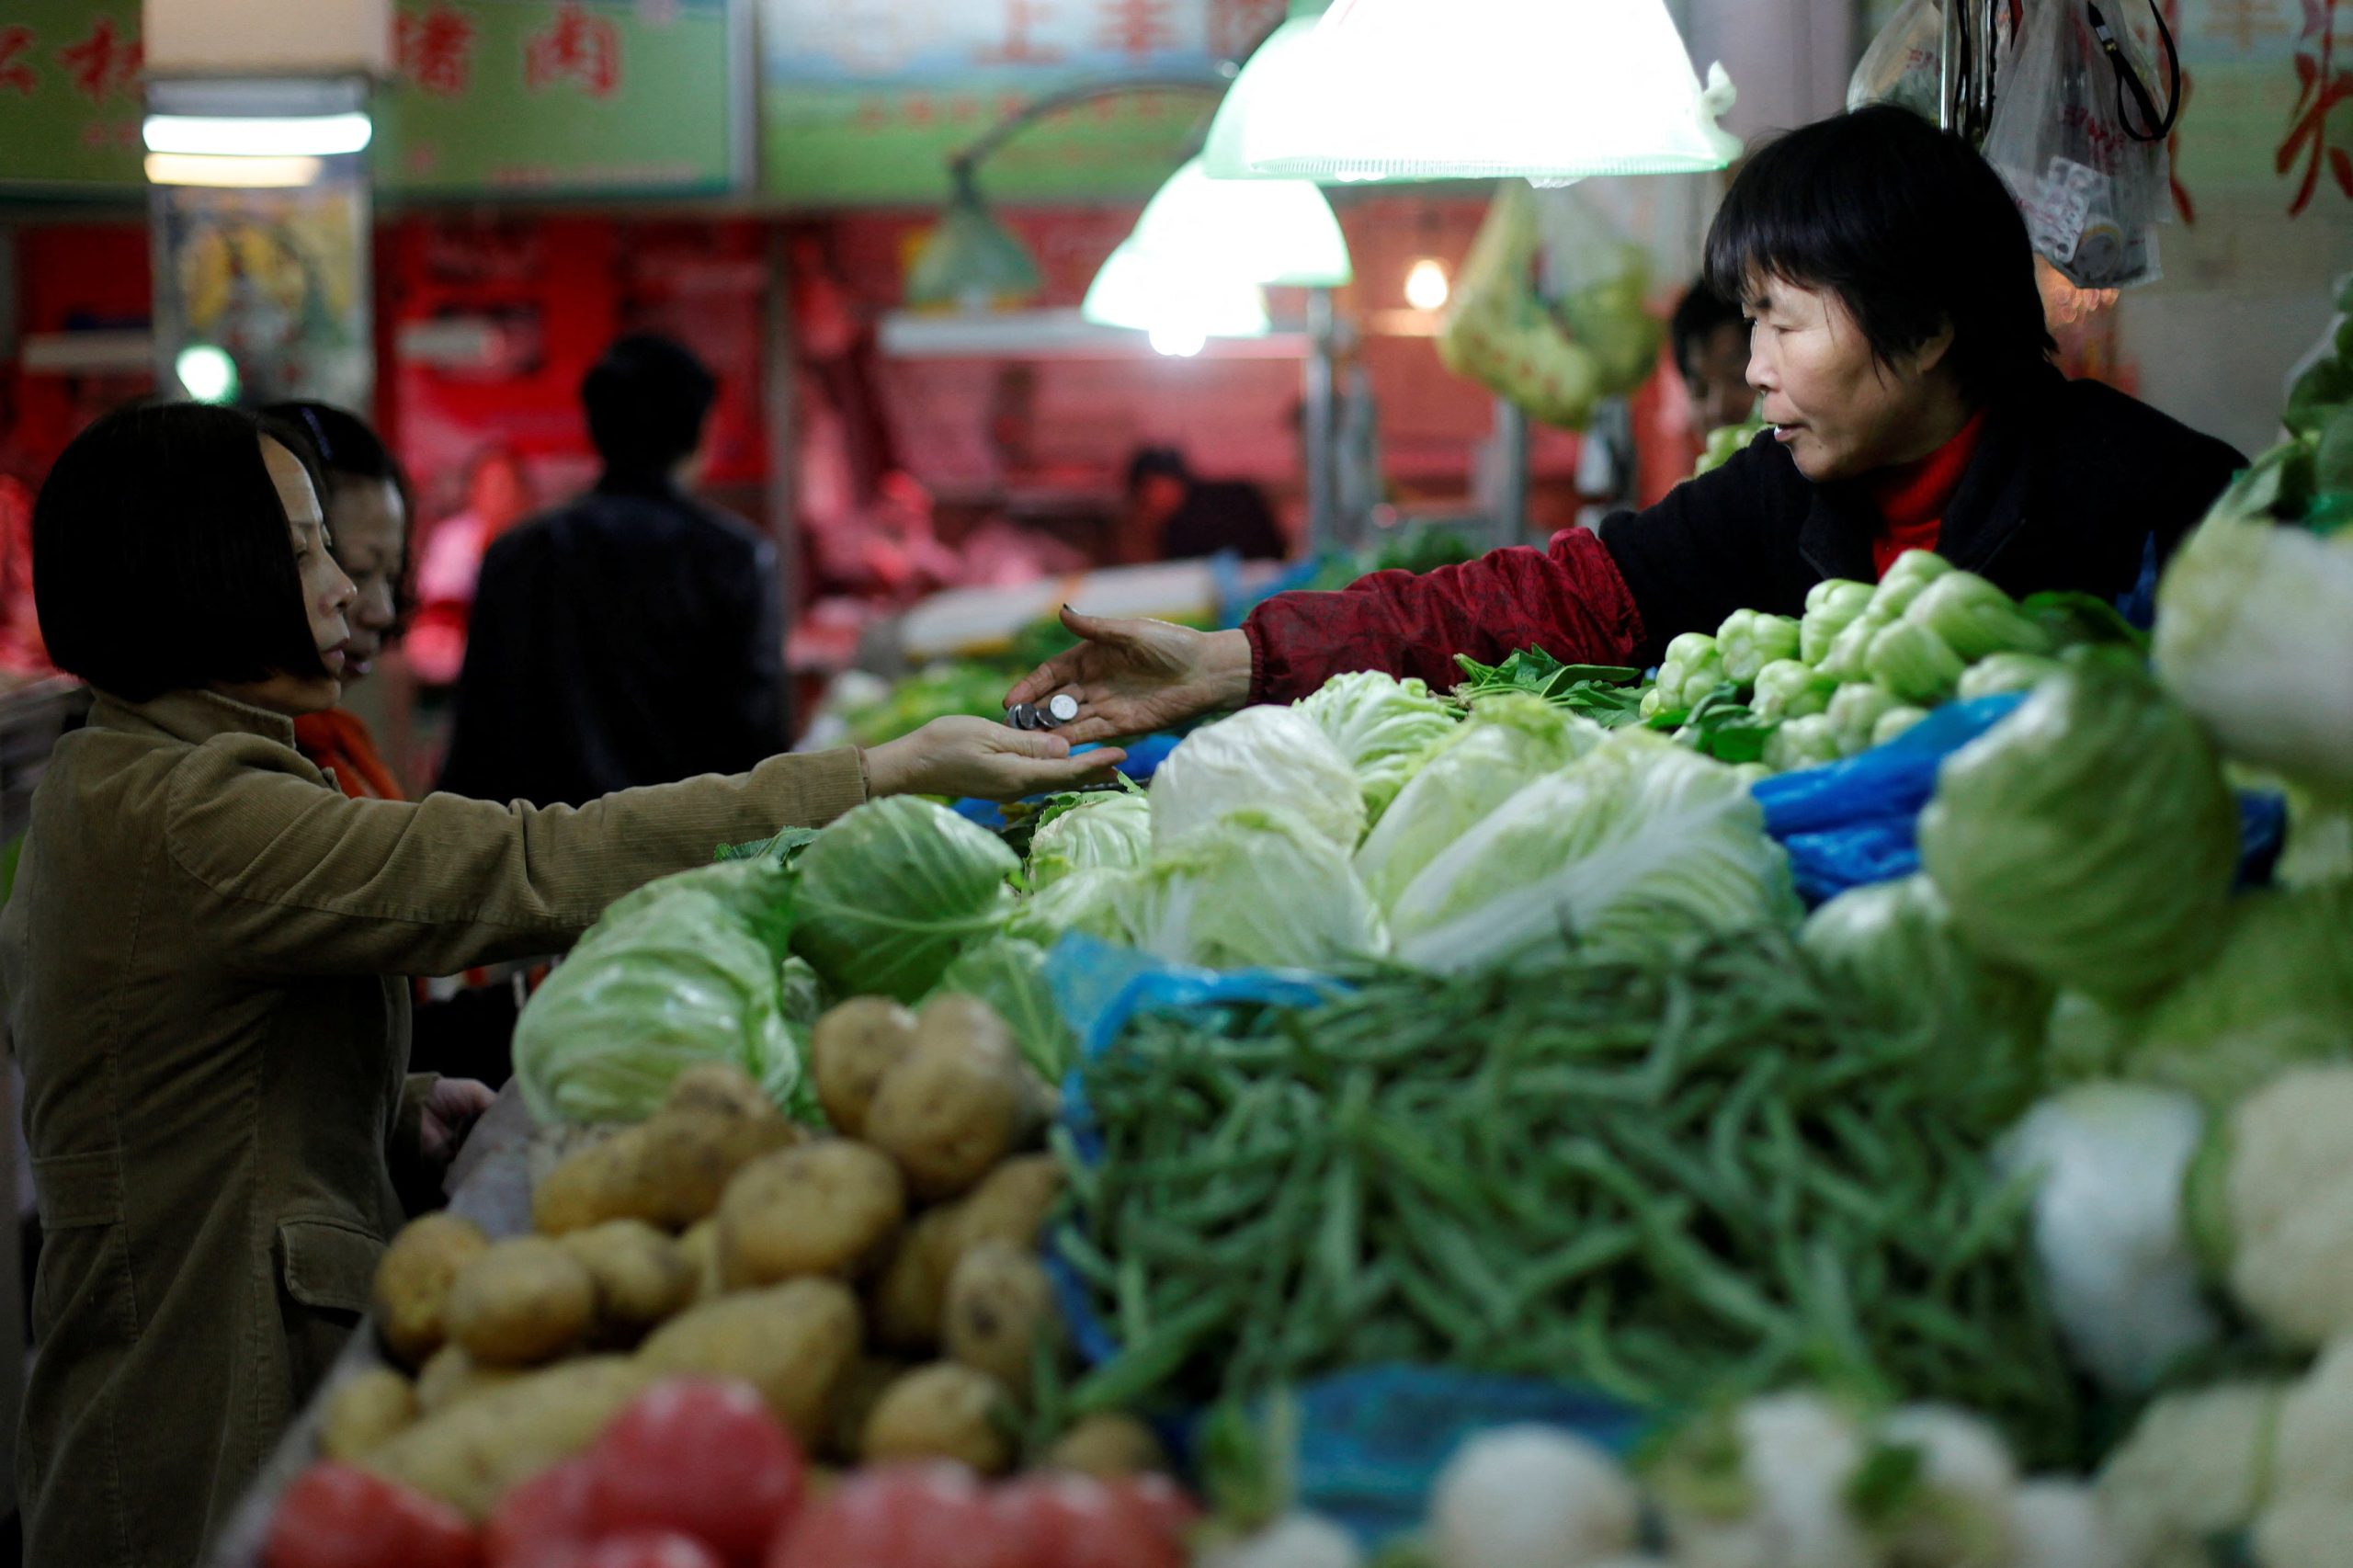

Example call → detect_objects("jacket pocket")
274 1216 384 1405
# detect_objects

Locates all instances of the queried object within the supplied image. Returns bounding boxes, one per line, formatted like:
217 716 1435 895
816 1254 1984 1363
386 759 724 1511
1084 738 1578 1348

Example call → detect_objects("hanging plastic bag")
1984 0 2177 290
1848 0 1947 118
1438 181 1606 429
1531 186 1664 399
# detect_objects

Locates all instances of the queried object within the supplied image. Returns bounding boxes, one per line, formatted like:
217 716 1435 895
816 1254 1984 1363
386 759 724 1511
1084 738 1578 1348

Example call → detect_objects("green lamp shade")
1199 14 1324 182
1242 0 1742 184
906 178 1042 311
1082 239 1270 339
1130 157 1352 289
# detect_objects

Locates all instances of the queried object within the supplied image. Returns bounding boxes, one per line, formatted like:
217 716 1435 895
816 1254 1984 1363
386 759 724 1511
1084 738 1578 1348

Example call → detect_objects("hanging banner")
759 0 1282 205
377 0 743 195
0 0 144 190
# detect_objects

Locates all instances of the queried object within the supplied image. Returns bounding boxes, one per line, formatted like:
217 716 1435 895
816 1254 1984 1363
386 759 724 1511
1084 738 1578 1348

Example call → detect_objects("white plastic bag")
1848 0 1946 118
1984 0 2174 290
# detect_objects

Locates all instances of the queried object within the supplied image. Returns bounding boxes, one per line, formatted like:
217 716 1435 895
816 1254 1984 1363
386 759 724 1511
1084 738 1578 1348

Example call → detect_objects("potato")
870 1206 961 1353
949 1155 1064 1257
445 1236 597 1367
372 1212 490 1367
320 1368 418 1461
662 1061 779 1122
943 1241 1058 1396
559 1220 696 1338
810 997 920 1136
415 1344 529 1415
678 1217 726 1304
364 1356 654 1519
824 1356 910 1465
533 1105 801 1236
864 1001 1030 1200
719 1140 905 1289
638 1278 862 1447
860 1362 1015 1474
1044 1414 1170 1480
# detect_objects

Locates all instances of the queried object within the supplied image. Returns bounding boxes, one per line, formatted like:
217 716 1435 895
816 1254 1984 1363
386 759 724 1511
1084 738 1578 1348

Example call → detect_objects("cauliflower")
2008 1481 2128 1568
1860 1405 2018 1567
1429 1426 1641 1568
1652 1393 1879 1568
2097 1381 2287 1568
2205 1066 2353 1348
1200 1512 1364 1568
2252 1336 2353 1567
1999 1084 2222 1392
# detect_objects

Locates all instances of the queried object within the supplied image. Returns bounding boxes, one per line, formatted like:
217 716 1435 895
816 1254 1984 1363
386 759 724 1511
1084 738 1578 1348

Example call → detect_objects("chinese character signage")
0 0 144 188
759 0 1281 204
376 0 741 194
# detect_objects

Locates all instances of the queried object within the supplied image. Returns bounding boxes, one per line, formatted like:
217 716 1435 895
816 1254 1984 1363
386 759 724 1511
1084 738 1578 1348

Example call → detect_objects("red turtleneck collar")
1866 409 1987 578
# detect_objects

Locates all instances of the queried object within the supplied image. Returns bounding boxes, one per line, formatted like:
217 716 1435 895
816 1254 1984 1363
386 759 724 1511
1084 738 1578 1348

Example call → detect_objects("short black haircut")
36 402 331 703
1704 104 2054 403
1126 446 1191 494
581 334 718 476
1670 281 1747 379
265 400 416 632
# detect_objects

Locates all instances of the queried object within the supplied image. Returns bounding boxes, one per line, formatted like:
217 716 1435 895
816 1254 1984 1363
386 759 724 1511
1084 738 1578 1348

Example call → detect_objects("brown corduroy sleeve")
161 739 870 980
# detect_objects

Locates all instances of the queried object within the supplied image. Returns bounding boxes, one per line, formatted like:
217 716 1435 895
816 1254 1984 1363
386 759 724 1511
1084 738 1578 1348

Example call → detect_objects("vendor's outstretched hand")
865 715 1128 801
1003 608 1254 745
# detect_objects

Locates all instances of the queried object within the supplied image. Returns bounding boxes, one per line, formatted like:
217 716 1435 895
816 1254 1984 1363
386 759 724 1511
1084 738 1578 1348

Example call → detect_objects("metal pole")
1940 0 1965 131
1302 287 1337 559
1493 398 1529 550
762 226 801 725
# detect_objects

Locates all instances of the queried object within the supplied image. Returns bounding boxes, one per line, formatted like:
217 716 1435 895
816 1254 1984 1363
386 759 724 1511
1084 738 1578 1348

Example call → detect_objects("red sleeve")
1242 527 1647 704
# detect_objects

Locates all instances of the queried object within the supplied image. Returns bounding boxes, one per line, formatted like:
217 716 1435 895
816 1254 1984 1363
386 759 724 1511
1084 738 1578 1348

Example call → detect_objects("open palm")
1004 608 1250 744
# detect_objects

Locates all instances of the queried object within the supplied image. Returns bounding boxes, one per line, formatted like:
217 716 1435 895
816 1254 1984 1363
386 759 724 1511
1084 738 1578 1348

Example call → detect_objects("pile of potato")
332 995 1154 1522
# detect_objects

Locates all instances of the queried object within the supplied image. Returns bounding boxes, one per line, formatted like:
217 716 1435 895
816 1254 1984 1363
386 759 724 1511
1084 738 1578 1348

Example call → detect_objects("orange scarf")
292 708 406 801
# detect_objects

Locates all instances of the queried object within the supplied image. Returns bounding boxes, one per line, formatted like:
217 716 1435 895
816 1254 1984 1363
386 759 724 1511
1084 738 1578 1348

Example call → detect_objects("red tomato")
485 1457 598 1568
582 1533 723 1568
588 1379 805 1565
263 1461 479 1568
993 1473 1186 1568
767 1464 1012 1568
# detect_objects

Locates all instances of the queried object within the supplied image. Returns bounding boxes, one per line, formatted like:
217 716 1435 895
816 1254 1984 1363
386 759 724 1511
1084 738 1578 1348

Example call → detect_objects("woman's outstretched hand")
1003 607 1254 745
864 715 1128 801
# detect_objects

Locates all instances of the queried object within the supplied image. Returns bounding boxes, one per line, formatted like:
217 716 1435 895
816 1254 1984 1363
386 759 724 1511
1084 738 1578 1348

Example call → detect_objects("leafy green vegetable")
1751 659 1837 722
1649 632 1728 716
598 858 797 962
1918 652 2240 1005
1956 652 2063 701
1864 620 1965 705
1716 610 1802 687
1294 670 1461 823
937 937 1077 1080
1695 415 1768 476
1902 571 2052 662
1006 866 1141 949
1026 790 1153 889
791 796 1020 1002
1127 806 1387 971
1826 682 1905 757
2020 590 2149 654
1453 647 1646 726
516 885 808 1125
1871 703 1930 747
1150 705 1367 852
1386 730 1798 972
1667 685 1779 766
1873 549 1955 616
1765 712 1842 773
1801 580 1875 665
1355 693 1598 911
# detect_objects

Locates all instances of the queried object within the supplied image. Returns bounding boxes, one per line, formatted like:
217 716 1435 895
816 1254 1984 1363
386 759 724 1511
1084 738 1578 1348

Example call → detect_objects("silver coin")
1046 693 1080 723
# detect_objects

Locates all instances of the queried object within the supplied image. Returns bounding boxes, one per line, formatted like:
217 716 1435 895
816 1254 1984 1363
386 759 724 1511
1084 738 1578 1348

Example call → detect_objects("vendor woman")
0 402 1120 1568
1007 105 2246 737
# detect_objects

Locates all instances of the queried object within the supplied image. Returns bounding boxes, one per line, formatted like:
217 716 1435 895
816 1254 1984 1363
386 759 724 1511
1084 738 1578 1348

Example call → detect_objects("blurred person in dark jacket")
438 335 790 806
1128 446 1288 563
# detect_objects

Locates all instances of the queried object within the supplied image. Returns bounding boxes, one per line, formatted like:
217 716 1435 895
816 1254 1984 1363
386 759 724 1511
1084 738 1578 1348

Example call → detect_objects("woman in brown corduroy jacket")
0 403 1120 1568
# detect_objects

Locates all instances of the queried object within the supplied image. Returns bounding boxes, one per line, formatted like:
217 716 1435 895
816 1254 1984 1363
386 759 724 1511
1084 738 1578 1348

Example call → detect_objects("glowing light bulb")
176 345 239 404
1405 258 1451 312
1149 322 1209 358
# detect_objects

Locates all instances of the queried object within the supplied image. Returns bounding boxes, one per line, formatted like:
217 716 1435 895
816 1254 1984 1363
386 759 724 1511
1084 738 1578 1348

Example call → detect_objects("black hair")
35 402 330 702
264 400 416 632
1669 281 1747 379
1125 446 1191 494
1704 104 2054 403
581 334 718 477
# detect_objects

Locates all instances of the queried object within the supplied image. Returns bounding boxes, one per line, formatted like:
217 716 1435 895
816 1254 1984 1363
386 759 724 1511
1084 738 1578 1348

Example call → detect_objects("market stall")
235 281 2353 1566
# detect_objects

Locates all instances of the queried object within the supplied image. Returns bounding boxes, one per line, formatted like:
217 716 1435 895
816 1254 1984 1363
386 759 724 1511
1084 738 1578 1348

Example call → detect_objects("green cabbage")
1294 670 1460 823
791 796 1019 1002
1918 652 2240 1005
1354 693 1597 910
515 884 806 1125
1387 730 1799 973
1027 791 1153 889
1801 874 2051 1118
1127 807 1387 971
1006 866 1141 948
594 858 796 961
2114 881 2353 1107
1150 705 1367 852
937 937 1076 1080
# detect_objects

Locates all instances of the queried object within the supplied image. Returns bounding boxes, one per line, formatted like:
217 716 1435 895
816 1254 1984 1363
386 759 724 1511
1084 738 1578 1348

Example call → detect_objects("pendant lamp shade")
1082 240 1270 339
1243 0 1741 184
1129 157 1352 288
905 170 1042 311
1199 13 1324 181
